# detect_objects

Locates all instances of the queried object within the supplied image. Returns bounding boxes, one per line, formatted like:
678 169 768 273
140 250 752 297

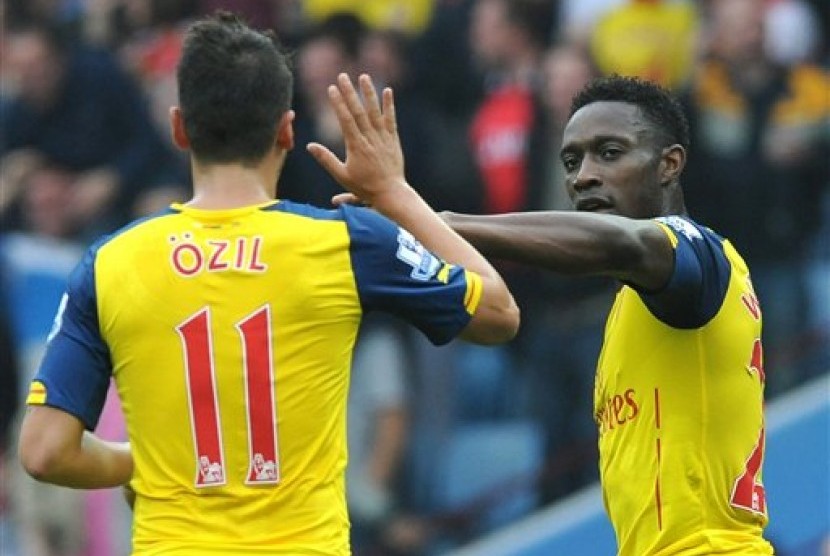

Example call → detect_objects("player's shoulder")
653 214 744 273
270 200 395 237
94 207 180 253
267 199 344 221
655 214 755 282
269 199 384 224
654 215 726 246
66 211 177 301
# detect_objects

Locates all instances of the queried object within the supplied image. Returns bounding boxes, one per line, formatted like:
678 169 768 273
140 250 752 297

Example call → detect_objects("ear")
659 144 686 186
276 110 295 151
169 107 190 151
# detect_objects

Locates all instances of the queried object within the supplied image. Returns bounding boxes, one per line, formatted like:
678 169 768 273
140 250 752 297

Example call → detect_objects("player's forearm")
373 184 519 334
374 184 517 285
372 184 500 275
443 210 656 279
19 406 133 489
72 433 133 488
24 432 132 489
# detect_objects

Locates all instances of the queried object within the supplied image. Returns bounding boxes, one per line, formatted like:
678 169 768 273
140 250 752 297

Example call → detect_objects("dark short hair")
177 11 293 164
570 75 690 151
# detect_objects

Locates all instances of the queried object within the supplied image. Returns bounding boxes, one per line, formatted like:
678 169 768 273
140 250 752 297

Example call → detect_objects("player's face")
560 101 665 219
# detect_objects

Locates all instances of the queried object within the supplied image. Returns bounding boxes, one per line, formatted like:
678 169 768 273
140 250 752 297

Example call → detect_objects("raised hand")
307 73 405 208
308 74 518 346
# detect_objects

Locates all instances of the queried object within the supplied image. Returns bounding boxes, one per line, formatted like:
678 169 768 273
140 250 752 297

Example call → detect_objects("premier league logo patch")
656 216 702 242
395 229 442 281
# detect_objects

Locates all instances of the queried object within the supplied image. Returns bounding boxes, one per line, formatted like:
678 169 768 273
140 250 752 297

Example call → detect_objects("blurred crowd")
0 0 827 555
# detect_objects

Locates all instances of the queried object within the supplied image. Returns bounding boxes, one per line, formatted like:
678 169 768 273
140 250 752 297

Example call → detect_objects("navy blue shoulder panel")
264 199 344 221
636 216 731 329
34 236 110 429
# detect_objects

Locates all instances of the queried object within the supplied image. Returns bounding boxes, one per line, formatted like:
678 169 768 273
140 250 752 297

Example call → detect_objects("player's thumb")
307 143 347 183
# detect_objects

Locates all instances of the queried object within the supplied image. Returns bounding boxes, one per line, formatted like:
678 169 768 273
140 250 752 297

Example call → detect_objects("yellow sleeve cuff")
26 380 47 405
463 270 483 316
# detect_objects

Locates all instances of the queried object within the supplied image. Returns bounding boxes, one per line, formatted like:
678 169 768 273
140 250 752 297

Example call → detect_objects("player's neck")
187 159 279 210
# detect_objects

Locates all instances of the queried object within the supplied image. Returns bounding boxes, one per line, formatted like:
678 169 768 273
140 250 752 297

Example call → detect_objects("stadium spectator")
278 12 364 207
79 0 197 49
17 12 518 556
116 0 198 135
455 0 554 425
0 302 20 556
442 75 775 555
521 41 614 502
299 0 436 35
357 28 435 203
681 0 830 394
0 301 17 459
406 1 485 216
3 0 86 39
763 0 823 65
0 17 186 239
408 0 482 123
805 190 830 376
0 158 86 556
589 0 700 90
557 0 625 47
467 0 552 216
536 43 600 212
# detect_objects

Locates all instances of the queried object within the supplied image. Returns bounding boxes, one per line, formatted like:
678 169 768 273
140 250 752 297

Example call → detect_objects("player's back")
99 201 361 554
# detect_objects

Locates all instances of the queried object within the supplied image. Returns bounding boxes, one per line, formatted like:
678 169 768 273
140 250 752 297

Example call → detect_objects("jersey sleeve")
26 243 112 430
342 205 481 345
635 216 731 329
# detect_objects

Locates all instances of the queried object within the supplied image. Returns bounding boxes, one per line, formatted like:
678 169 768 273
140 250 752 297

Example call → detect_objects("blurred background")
0 0 827 555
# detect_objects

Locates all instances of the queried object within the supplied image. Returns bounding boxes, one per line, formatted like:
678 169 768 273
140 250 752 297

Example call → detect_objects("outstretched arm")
308 73 519 344
19 405 132 489
442 211 675 292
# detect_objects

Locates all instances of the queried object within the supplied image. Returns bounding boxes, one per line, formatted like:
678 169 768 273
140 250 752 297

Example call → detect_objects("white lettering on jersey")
46 293 69 343
657 216 702 242
395 229 441 281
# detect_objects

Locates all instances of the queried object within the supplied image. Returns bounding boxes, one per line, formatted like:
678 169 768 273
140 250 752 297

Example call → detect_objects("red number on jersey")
730 336 767 514
748 338 765 383
729 426 767 515
177 306 280 488
237 307 279 484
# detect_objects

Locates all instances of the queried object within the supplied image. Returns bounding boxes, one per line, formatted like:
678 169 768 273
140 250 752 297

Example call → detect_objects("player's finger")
358 74 382 131
307 142 348 183
382 87 397 136
331 192 364 207
337 73 371 134
325 83 361 144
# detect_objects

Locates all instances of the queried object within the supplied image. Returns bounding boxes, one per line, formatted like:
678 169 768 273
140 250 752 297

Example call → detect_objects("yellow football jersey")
595 216 773 555
28 200 482 555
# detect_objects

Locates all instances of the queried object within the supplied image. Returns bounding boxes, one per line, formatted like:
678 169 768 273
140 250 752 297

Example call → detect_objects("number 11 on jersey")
177 305 280 488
